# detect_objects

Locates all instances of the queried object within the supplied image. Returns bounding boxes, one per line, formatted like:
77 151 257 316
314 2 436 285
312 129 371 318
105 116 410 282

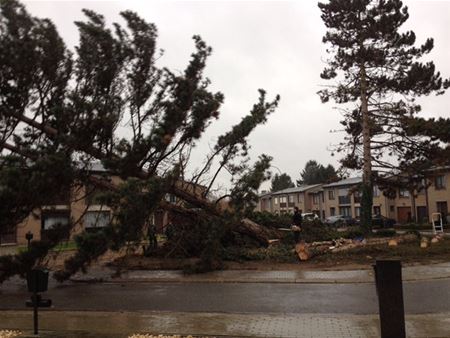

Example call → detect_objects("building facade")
256 168 450 225
0 164 205 247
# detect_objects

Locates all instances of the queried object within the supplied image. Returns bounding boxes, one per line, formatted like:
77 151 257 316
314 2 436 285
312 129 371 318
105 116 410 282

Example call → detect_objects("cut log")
388 239 398 246
268 239 280 246
236 218 280 247
295 242 310 261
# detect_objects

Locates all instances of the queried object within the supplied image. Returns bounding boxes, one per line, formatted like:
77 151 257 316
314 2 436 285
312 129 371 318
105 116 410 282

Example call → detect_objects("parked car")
324 215 355 227
301 213 319 222
372 214 396 228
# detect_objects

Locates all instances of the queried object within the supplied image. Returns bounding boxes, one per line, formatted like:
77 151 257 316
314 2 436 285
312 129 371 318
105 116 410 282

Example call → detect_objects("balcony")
338 196 351 205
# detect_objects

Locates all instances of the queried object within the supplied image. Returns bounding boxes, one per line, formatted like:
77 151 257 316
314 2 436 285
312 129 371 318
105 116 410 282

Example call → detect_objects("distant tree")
297 160 339 185
270 173 294 192
318 0 449 232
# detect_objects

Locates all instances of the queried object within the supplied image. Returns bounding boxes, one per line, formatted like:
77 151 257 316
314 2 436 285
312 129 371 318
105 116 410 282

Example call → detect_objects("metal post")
26 231 33 250
374 260 406 338
33 279 38 335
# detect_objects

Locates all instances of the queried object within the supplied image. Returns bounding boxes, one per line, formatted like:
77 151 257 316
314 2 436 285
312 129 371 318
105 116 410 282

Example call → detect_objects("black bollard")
373 260 406 338
26 269 52 335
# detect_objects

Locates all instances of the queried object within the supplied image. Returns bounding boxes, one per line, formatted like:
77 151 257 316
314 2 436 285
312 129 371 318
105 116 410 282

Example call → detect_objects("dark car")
372 214 396 228
324 215 356 227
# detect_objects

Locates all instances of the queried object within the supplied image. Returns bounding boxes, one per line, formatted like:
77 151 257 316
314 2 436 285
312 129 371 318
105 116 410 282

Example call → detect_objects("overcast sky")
23 0 450 191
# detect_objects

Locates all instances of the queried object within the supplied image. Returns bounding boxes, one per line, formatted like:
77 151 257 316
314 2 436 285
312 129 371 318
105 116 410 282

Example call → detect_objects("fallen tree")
0 0 279 282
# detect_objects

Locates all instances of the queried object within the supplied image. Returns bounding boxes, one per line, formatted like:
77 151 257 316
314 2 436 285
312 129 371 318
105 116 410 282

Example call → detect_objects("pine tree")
318 0 449 232
0 0 279 281
270 173 295 192
297 160 339 185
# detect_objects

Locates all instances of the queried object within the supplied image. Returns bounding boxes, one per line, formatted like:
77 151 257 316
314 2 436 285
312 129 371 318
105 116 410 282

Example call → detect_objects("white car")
301 213 319 221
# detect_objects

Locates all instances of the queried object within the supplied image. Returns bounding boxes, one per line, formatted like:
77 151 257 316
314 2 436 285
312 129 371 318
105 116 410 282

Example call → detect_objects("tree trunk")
360 63 373 233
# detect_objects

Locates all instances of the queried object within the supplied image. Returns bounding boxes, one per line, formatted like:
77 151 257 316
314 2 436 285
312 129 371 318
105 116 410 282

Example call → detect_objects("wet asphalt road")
1 279 450 314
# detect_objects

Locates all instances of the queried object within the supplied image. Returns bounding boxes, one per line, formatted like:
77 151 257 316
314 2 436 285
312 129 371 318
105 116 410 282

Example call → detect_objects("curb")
70 274 450 285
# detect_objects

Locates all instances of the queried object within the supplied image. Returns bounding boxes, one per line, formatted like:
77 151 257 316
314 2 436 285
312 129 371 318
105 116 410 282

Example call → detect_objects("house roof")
322 177 362 188
269 184 323 196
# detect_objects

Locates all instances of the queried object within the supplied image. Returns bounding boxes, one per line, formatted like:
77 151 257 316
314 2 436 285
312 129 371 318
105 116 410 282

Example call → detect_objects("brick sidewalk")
1 310 450 338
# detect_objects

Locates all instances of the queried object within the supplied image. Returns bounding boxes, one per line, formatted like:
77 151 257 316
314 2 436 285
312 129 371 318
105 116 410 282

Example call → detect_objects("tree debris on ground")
294 234 418 261
0 330 22 338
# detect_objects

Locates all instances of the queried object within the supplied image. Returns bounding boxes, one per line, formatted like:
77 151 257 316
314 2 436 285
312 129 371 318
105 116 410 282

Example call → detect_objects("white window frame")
435 175 446 190
373 185 380 197
84 210 111 229
42 211 70 230
399 188 410 198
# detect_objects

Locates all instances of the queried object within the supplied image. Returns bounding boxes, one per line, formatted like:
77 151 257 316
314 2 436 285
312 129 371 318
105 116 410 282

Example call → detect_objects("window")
435 175 445 190
437 201 448 216
355 207 361 218
280 196 287 203
330 207 336 216
399 188 410 198
42 211 70 230
165 194 177 204
417 179 427 195
274 197 278 205
328 190 335 200
373 206 381 215
339 206 352 217
338 188 351 204
0 225 16 245
288 195 294 203
84 211 111 228
313 194 319 204
390 205 395 212
353 191 361 204
373 185 380 197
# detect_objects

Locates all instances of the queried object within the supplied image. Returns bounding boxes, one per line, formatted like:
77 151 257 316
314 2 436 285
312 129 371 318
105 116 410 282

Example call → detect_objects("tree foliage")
296 160 339 185
318 0 449 232
270 173 294 192
0 0 279 282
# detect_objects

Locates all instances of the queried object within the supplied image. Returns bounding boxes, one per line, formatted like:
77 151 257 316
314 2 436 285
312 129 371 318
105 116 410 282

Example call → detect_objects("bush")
300 221 341 242
340 228 365 239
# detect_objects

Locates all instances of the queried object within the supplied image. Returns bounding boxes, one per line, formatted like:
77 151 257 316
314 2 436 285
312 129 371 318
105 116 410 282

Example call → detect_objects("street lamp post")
25 231 33 250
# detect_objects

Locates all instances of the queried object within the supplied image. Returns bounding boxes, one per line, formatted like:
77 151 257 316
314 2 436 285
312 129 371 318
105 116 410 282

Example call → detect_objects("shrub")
340 228 365 239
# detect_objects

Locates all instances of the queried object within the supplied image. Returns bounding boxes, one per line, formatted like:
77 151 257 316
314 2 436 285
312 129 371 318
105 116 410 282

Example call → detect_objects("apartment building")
256 184 323 215
0 163 205 247
322 177 392 219
256 167 450 225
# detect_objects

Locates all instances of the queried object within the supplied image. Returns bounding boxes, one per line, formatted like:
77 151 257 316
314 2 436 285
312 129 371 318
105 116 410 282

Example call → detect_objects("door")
154 210 165 233
436 201 448 224
397 207 412 224
416 206 428 224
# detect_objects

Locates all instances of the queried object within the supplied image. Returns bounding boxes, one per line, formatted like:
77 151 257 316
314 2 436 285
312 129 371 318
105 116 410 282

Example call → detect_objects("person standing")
292 207 303 243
